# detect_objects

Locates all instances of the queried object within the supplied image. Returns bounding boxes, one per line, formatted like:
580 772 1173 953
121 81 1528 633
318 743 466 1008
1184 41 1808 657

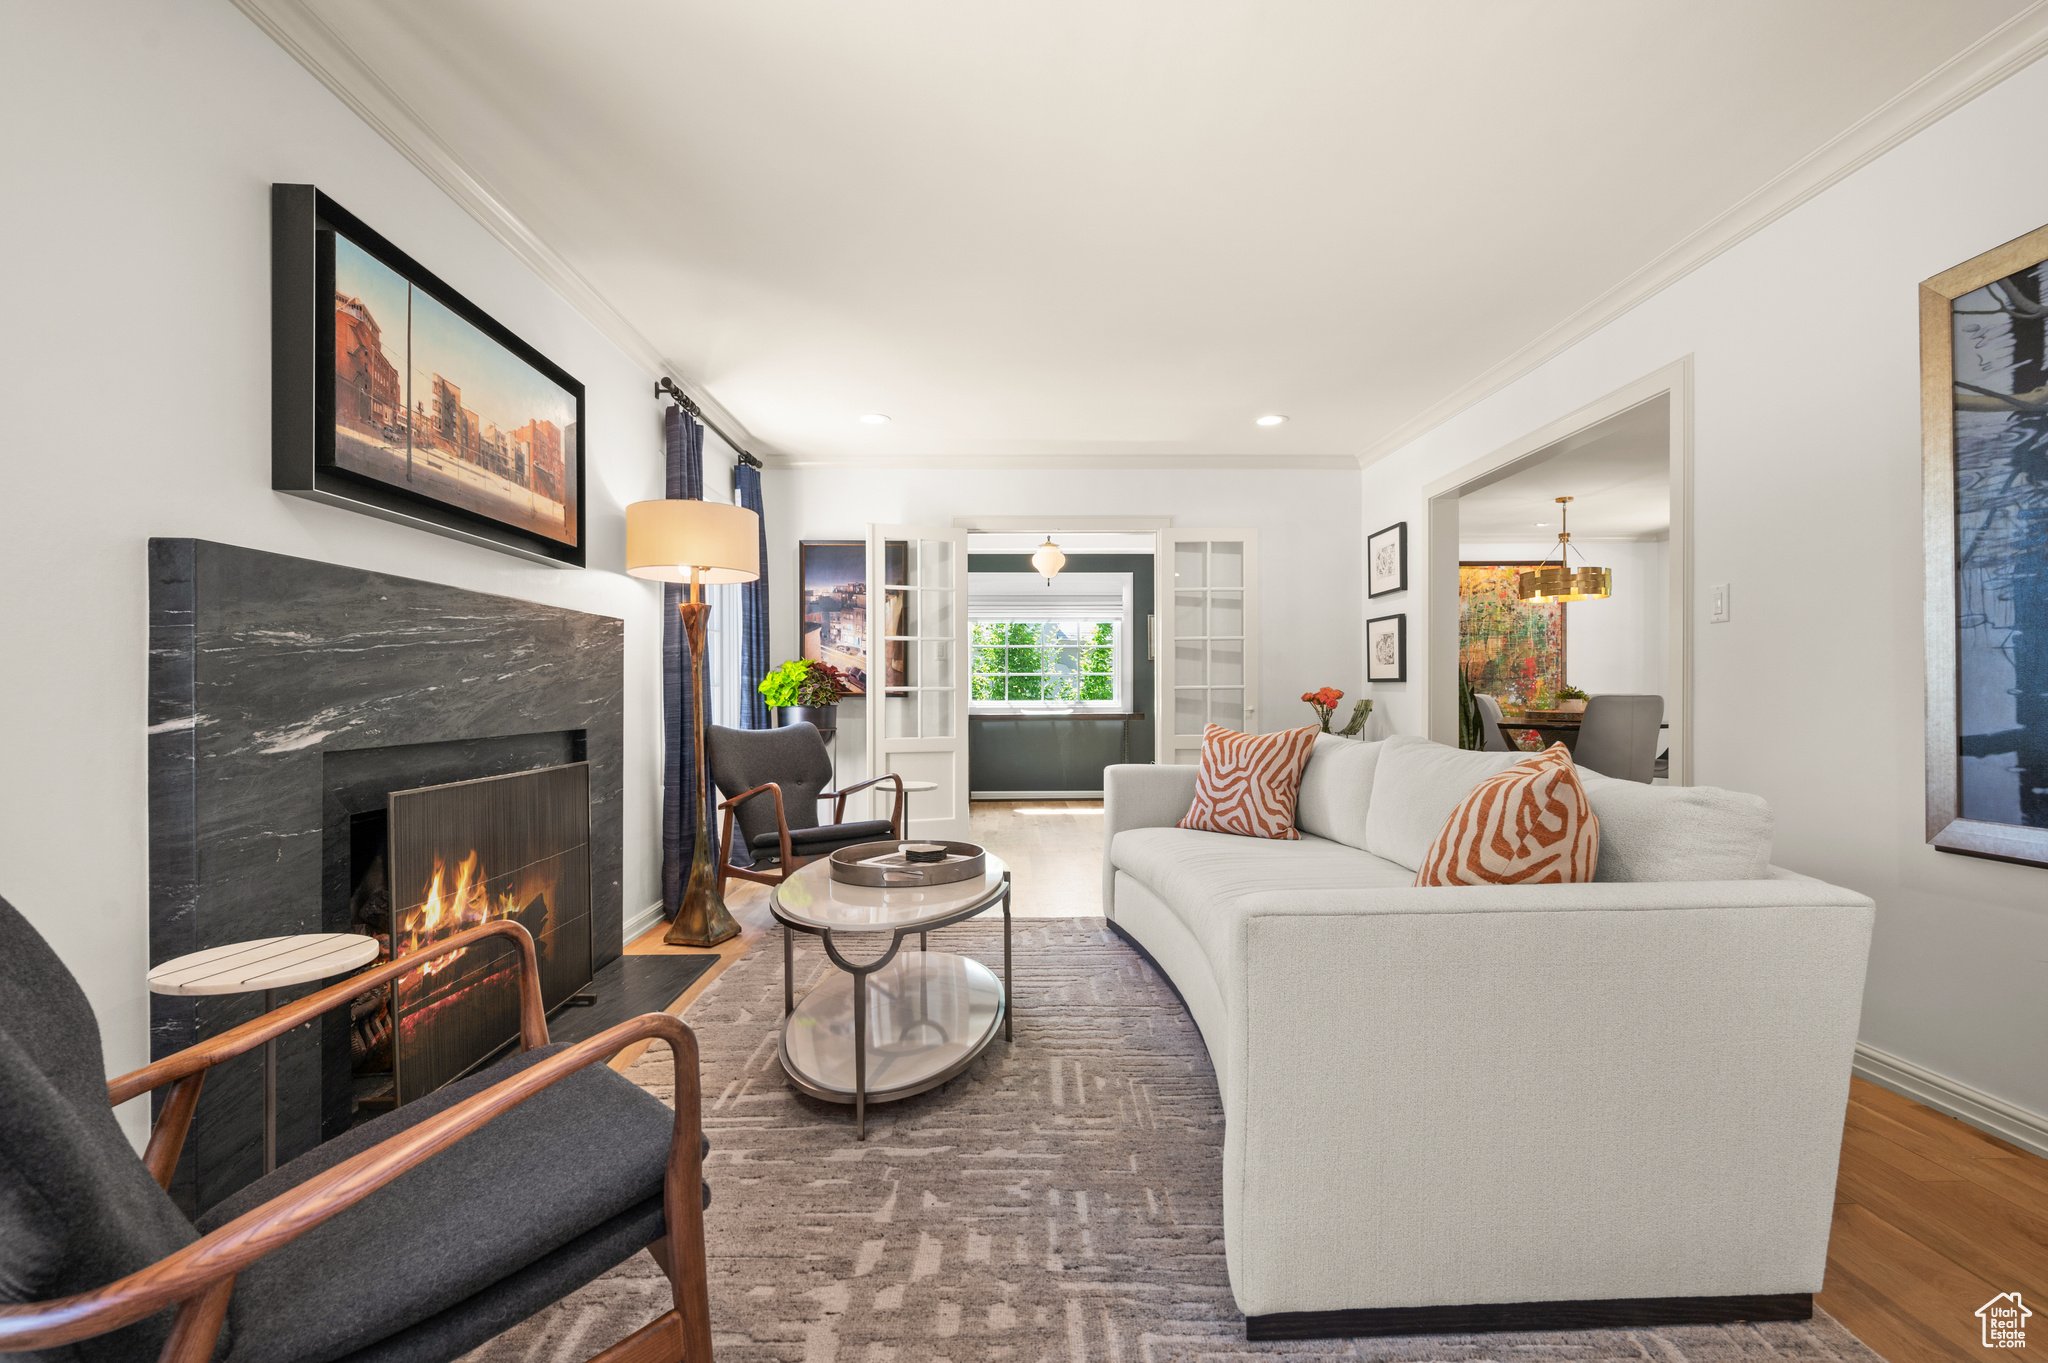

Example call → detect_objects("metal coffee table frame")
771 868 1012 1139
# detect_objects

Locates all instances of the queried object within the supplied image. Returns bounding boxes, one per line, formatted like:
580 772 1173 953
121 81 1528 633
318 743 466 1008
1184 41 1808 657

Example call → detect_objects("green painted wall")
967 553 1155 793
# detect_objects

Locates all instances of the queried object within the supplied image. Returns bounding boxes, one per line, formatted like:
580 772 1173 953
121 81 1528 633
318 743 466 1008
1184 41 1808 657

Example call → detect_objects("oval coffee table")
770 851 1012 1139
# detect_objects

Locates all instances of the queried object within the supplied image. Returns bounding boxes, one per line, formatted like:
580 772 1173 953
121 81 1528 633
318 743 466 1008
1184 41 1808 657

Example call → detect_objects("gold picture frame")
1921 220 2048 865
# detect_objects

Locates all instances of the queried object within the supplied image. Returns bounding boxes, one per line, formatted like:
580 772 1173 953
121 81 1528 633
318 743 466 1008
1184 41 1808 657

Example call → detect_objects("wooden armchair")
708 722 904 893
0 894 712 1363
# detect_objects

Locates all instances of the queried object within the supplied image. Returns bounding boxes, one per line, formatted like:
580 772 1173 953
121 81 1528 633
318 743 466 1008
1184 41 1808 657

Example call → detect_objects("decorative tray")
828 840 987 888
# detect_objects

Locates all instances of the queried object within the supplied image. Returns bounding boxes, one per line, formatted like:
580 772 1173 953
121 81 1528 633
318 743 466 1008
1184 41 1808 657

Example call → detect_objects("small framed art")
1366 613 1407 683
1367 521 1408 597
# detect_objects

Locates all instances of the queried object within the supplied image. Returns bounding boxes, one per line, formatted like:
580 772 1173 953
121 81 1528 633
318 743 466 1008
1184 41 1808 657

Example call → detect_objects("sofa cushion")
1179 725 1320 840
1416 744 1599 886
1112 826 1413 976
1578 769 1774 881
1364 734 1523 872
1293 736 1382 850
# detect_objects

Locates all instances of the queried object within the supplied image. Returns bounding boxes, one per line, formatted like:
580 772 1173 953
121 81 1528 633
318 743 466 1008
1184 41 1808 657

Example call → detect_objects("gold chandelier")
1517 497 1612 603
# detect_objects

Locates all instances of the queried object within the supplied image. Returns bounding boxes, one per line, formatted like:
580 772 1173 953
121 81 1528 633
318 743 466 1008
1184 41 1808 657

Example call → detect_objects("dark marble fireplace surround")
149 539 625 1214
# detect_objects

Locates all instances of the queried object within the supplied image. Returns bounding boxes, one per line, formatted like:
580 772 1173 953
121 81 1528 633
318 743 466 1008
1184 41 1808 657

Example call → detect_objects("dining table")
1496 710 1586 753
1495 710 1668 755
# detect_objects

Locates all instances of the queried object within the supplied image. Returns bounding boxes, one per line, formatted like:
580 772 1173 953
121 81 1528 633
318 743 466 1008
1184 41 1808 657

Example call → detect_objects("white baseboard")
971 791 1105 800
1853 1041 2048 1159
621 900 665 949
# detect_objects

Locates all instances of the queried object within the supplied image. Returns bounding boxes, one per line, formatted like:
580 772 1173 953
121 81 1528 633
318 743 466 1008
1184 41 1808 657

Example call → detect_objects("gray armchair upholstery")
1573 694 1665 783
706 723 903 889
0 894 710 1363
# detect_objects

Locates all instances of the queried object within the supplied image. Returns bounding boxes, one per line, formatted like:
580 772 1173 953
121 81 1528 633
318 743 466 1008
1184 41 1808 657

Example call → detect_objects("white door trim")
1422 356 1695 785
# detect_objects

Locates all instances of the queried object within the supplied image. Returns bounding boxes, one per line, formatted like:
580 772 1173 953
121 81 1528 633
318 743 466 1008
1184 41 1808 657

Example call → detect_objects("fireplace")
150 539 624 1214
375 763 592 1104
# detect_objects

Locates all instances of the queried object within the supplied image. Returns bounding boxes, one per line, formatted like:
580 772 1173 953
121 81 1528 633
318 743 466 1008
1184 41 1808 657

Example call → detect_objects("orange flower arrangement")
1302 686 1372 736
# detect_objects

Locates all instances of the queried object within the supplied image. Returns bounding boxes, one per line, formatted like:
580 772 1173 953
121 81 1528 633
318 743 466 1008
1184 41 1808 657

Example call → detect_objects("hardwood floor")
969 798 1104 917
1822 1077 2048 1361
611 800 2048 1361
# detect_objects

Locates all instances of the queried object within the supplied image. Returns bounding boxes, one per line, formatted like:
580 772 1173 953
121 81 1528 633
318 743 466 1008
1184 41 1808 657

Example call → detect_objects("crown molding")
228 0 770 462
1356 0 2048 468
766 451 1361 472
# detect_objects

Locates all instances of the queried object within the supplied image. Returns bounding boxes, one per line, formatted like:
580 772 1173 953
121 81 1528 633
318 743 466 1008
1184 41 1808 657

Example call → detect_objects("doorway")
963 532 1156 798
1422 360 1693 783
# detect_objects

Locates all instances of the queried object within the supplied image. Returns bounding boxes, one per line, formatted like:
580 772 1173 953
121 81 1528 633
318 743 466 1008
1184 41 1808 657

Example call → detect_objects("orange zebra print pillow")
1178 724 1321 840
1414 742 1599 885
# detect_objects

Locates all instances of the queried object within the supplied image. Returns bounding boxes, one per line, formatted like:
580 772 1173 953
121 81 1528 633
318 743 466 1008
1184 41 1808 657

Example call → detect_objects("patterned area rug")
467 919 1884 1362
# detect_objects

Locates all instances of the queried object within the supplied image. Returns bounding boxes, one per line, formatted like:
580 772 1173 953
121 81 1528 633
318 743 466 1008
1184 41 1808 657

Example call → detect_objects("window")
705 580 743 728
971 620 1119 705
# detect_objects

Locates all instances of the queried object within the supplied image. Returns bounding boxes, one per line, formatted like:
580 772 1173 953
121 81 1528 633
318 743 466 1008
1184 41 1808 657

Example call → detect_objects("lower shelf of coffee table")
778 950 1005 1104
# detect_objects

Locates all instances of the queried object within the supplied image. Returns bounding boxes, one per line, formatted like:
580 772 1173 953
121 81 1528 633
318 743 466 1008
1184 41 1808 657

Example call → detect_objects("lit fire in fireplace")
392 849 560 1017
399 849 549 981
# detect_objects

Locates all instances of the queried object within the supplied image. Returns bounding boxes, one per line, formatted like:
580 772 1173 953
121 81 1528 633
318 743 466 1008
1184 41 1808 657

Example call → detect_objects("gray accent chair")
1574 694 1665 783
1473 694 1518 751
0 894 713 1363
708 722 904 894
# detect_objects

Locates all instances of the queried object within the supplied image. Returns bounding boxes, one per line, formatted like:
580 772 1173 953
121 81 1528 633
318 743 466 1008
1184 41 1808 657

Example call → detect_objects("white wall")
765 466 1363 800
1461 540 1669 700
1 1 669 1128
1363 56 2048 1123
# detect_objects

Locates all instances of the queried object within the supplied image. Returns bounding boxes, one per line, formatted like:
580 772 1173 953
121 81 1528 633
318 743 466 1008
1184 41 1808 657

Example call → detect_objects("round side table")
771 853 1012 1140
148 934 381 1173
892 778 939 829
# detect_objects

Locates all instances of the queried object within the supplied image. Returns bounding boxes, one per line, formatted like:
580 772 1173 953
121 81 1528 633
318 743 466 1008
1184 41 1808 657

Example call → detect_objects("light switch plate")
1709 583 1731 623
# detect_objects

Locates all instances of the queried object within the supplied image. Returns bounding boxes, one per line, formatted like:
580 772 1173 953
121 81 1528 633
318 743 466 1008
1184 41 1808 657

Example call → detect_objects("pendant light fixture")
1031 534 1067 585
1517 497 1612 603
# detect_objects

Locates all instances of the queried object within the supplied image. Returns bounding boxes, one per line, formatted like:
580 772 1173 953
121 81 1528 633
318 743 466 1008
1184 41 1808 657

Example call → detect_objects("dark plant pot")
774 704 838 736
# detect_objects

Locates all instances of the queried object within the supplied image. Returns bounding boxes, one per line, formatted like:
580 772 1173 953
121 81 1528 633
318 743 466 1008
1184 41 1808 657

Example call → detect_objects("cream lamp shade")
624 500 761 583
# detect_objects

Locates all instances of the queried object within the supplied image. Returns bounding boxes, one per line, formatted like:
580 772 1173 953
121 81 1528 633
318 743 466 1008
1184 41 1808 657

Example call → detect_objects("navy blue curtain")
660 404 705 921
734 461 771 730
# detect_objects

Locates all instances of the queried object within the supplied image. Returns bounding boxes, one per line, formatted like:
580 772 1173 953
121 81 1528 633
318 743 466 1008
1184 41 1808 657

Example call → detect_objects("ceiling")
1457 397 1669 543
263 0 2045 467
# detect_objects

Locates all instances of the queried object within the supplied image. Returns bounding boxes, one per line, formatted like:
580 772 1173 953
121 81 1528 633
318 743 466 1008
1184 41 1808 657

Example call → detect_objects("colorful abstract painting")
1458 563 1564 704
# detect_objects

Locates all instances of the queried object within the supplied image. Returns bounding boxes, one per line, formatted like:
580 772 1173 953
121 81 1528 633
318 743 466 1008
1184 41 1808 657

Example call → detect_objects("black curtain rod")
656 377 764 468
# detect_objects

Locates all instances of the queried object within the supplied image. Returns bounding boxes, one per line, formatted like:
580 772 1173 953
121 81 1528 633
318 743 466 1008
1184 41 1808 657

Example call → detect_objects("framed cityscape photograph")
272 185 586 567
1367 520 1408 597
1922 220 2048 865
1366 613 1407 683
799 540 868 694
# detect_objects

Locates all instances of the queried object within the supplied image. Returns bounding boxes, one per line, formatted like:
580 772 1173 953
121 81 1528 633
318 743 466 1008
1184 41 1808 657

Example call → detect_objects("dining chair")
1573 694 1664 782
708 722 905 894
1473 694 1519 751
0 894 713 1363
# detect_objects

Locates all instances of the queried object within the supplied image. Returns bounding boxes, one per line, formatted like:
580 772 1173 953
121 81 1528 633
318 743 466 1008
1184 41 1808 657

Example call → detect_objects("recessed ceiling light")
1255 414 1287 427
860 413 890 425
1535 521 1549 526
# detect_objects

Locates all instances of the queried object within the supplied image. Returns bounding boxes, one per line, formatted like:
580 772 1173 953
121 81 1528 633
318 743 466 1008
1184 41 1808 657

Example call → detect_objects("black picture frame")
1366 613 1407 683
271 184 587 568
1367 520 1408 598
798 539 869 695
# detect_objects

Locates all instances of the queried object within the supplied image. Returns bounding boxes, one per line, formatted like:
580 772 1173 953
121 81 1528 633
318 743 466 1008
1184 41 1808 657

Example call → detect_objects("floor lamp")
626 498 761 947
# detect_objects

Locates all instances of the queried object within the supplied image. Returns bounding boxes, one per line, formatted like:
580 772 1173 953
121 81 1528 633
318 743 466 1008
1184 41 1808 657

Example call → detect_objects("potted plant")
1555 684 1589 714
759 659 850 733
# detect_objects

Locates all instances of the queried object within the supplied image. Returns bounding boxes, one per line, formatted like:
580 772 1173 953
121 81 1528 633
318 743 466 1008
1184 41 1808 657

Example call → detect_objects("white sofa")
1101 733 1874 1337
